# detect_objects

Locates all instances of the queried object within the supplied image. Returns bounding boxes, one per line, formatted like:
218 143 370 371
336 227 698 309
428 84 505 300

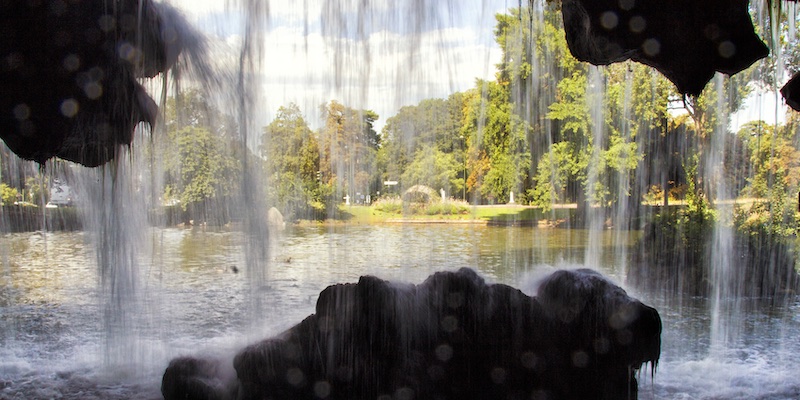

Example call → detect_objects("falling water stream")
1 1 800 399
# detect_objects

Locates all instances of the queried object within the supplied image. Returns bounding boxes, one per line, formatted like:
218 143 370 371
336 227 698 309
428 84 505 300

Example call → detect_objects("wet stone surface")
163 267 662 400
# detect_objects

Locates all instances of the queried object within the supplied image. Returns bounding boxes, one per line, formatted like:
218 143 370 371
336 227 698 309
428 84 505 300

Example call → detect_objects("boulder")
161 357 235 400
0 0 190 166
163 268 661 400
561 0 769 95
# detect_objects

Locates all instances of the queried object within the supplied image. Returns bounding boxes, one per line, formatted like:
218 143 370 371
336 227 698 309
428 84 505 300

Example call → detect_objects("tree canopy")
145 4 800 227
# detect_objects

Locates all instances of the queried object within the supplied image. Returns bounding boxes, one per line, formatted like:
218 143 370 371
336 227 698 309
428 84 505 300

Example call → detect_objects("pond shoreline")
2 203 683 231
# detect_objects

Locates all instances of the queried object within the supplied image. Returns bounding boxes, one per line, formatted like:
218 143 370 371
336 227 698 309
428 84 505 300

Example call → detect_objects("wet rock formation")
162 357 235 400
781 72 800 111
0 0 189 166
163 268 662 400
561 0 769 96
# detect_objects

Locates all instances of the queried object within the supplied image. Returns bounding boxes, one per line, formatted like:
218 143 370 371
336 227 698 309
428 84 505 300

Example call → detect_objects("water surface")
1 225 798 399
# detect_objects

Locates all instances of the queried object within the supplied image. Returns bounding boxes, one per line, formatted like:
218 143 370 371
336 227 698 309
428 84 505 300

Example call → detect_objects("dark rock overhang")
0 0 186 167
561 0 770 96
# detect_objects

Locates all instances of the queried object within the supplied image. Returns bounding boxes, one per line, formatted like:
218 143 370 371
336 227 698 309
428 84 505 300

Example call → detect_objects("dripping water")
2 1 800 399
707 73 739 354
585 65 606 266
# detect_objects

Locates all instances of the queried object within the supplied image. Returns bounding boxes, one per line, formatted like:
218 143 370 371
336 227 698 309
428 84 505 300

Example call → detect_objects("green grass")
321 203 575 225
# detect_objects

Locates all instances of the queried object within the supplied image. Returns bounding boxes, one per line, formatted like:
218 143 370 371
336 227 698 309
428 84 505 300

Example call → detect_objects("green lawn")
326 204 574 225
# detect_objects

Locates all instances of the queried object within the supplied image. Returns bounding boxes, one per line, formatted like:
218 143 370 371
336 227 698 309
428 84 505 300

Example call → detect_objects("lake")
1 225 798 399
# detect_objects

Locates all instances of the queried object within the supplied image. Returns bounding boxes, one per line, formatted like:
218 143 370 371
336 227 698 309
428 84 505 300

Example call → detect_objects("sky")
167 0 509 132
165 0 788 135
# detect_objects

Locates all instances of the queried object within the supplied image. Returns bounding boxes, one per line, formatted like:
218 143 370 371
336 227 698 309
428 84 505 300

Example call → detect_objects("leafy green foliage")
1 183 18 205
424 200 471 215
161 91 242 221
462 80 531 202
166 126 239 212
261 103 326 220
400 147 463 196
319 101 380 205
24 176 46 205
372 196 403 214
740 121 800 199
734 119 800 238
379 94 466 198
529 141 584 211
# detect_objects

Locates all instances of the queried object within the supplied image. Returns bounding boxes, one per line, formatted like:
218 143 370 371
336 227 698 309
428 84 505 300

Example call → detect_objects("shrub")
425 199 471 215
372 196 403 214
1 184 19 206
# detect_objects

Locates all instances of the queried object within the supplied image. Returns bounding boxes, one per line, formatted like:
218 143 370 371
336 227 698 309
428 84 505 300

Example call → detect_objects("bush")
372 196 471 216
628 191 716 296
425 199 470 215
1 184 19 205
734 200 798 239
372 196 403 214
630 196 800 298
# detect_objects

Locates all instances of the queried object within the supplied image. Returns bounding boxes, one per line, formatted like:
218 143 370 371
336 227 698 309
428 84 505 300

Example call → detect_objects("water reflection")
1 226 798 399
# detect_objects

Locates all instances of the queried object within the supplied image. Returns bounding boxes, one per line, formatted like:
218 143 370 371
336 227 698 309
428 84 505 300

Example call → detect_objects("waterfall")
585 65 606 266
2 1 800 399
706 73 739 353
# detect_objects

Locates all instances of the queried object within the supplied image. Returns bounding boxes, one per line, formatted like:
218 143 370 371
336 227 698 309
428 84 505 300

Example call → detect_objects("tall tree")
319 101 380 204
400 147 462 197
165 125 239 221
162 91 241 223
462 80 531 203
261 103 324 220
379 94 465 197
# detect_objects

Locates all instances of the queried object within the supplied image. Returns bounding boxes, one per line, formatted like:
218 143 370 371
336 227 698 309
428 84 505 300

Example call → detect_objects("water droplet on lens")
629 16 646 33
441 315 458 332
718 41 736 58
572 351 589 368
600 12 619 30
13 104 30 120
313 381 331 398
435 343 453 361
286 367 304 386
642 38 660 56
60 99 79 118
490 367 506 384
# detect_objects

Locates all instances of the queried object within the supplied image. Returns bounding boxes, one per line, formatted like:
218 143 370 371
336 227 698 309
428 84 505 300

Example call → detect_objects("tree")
739 120 800 200
261 103 325 220
530 141 583 211
400 147 462 197
379 94 466 198
531 66 591 209
165 125 239 221
319 101 380 204
164 89 238 141
161 91 242 223
1 183 18 205
462 80 531 203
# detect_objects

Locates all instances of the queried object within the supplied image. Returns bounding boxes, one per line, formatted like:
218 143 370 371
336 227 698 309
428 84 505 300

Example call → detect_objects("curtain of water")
614 66 635 277
72 150 150 373
523 0 568 258
585 66 607 266
707 74 739 353
230 0 272 335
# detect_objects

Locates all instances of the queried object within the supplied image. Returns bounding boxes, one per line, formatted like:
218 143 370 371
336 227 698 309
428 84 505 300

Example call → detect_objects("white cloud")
164 0 507 132
730 89 788 132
